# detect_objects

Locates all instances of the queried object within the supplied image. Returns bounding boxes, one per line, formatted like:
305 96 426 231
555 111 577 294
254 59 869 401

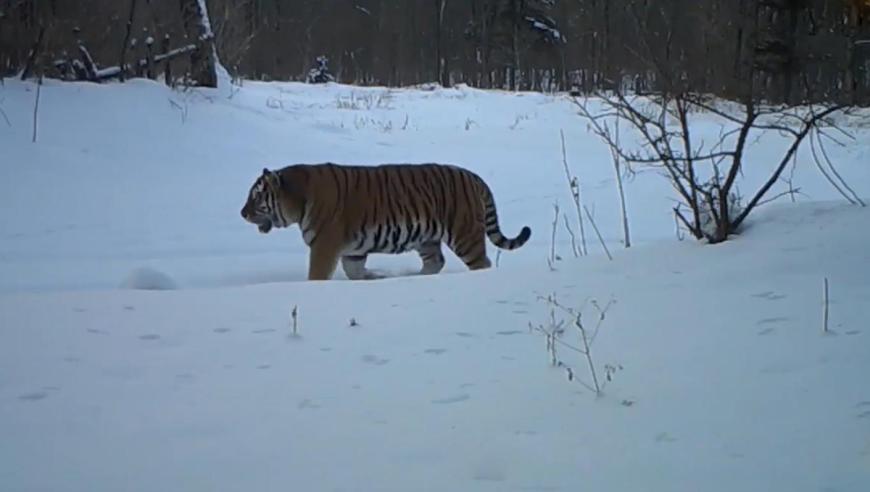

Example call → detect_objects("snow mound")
119 267 178 291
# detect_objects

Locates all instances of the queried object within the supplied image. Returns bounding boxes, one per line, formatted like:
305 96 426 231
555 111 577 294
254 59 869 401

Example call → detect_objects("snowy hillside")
1 76 869 492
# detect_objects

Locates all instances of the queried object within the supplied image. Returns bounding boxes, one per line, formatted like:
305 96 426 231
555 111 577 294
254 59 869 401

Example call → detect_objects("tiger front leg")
307 242 342 281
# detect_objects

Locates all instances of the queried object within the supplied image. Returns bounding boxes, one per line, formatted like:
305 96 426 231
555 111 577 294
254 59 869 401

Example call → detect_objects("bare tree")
577 92 855 243
118 0 139 82
574 1 861 244
1 1 868 102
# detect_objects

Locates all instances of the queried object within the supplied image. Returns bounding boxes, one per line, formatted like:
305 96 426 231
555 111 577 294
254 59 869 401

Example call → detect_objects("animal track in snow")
298 399 321 410
654 432 677 443
431 393 470 405
751 291 787 301
18 392 48 401
362 354 390 366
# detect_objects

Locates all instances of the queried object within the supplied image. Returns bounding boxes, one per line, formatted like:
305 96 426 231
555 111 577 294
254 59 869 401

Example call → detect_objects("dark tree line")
1 0 217 86
2 0 869 104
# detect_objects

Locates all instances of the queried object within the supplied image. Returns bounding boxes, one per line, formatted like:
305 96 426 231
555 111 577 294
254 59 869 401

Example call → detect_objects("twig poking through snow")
583 204 613 261
560 129 588 256
548 202 560 270
823 278 829 334
563 214 579 258
0 98 10 127
609 116 631 247
31 76 42 143
290 305 299 336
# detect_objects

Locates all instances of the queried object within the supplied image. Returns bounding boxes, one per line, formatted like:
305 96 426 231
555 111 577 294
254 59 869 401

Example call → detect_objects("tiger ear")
262 168 282 188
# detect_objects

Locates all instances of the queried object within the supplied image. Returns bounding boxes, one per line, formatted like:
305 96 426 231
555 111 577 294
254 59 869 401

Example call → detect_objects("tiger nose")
240 207 248 219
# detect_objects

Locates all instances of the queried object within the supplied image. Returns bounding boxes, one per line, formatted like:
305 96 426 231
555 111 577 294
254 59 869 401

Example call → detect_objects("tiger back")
241 163 531 281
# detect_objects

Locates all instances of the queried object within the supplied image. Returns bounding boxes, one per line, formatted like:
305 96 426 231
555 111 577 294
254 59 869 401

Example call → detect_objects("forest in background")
1 1 869 105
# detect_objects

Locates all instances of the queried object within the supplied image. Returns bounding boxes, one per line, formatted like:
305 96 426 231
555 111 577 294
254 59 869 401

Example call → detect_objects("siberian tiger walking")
240 163 531 281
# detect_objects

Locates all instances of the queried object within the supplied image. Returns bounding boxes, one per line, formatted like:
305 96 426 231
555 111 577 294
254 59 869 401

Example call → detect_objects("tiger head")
240 167 302 234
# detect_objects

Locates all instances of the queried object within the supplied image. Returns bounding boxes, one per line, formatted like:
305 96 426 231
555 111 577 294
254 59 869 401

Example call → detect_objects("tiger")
240 162 531 281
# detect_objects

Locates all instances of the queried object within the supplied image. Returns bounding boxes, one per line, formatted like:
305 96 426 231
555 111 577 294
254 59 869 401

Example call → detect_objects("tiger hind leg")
341 255 384 280
449 231 491 271
417 241 446 275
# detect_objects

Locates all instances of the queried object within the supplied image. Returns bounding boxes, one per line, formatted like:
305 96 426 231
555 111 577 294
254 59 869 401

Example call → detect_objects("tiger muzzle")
241 206 273 233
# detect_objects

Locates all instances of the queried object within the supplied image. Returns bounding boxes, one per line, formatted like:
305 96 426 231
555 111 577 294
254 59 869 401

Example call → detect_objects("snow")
1 75 869 491
119 266 178 291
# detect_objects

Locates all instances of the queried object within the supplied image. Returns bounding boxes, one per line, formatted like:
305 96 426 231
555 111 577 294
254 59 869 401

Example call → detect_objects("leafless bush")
573 2 862 244
576 91 858 243
530 294 618 397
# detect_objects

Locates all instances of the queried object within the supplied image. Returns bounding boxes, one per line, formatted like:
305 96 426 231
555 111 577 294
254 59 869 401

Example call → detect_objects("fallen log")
52 43 198 83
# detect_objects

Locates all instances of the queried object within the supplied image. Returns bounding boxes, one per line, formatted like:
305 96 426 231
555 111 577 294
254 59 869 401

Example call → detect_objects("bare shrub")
573 4 861 244
530 294 618 397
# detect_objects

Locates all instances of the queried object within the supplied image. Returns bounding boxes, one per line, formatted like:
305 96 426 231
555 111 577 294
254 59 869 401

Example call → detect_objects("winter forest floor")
1 75 869 491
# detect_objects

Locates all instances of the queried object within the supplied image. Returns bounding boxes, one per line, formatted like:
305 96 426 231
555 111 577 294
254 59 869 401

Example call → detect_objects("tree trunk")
511 0 521 90
118 0 138 82
180 0 218 88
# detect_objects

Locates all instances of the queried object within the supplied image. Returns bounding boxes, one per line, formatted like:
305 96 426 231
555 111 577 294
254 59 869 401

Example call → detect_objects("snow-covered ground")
1 75 868 491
